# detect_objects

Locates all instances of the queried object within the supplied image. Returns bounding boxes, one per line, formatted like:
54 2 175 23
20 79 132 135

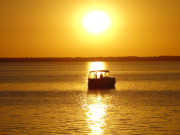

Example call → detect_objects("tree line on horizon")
0 56 180 62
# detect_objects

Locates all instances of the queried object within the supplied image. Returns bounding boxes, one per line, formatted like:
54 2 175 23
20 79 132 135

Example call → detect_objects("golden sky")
0 0 179 57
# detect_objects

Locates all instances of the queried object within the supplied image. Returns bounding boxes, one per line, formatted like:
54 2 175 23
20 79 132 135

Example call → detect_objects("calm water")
0 62 180 134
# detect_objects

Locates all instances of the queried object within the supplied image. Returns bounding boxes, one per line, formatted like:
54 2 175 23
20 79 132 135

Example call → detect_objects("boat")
88 70 116 89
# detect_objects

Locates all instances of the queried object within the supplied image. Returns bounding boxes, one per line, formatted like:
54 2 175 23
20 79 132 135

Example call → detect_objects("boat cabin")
88 70 115 89
88 70 110 79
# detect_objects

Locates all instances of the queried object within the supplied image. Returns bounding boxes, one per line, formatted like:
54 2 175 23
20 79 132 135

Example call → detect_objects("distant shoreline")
0 56 180 62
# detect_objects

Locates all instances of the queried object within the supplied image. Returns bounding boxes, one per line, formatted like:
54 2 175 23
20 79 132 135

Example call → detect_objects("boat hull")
88 78 115 89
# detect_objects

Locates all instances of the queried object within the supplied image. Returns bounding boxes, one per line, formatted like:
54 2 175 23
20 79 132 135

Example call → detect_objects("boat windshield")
88 70 110 79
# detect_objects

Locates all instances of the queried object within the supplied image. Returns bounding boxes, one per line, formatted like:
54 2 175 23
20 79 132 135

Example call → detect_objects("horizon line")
0 56 180 58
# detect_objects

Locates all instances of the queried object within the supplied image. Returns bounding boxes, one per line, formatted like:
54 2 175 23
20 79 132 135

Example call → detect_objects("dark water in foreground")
0 62 180 134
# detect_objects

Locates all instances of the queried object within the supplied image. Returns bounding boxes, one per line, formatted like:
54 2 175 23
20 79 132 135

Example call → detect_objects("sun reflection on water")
88 62 106 79
89 62 105 71
85 95 108 135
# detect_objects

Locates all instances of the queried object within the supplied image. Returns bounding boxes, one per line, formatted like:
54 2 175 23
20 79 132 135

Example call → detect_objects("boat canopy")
89 70 109 73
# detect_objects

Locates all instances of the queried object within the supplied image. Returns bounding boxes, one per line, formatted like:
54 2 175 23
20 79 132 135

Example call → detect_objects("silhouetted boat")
88 70 116 89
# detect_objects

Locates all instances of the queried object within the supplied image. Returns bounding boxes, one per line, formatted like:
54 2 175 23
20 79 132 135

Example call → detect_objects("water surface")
0 62 180 134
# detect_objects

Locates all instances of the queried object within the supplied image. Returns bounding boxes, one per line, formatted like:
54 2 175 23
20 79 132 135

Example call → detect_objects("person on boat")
95 73 97 79
100 73 103 79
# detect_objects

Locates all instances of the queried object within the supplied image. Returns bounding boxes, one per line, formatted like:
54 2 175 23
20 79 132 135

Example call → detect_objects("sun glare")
89 62 105 71
83 11 111 34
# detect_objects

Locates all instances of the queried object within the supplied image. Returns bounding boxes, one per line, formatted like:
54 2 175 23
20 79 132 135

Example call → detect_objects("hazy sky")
0 0 179 57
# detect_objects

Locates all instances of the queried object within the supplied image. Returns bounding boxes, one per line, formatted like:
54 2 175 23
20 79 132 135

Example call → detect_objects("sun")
83 11 111 34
